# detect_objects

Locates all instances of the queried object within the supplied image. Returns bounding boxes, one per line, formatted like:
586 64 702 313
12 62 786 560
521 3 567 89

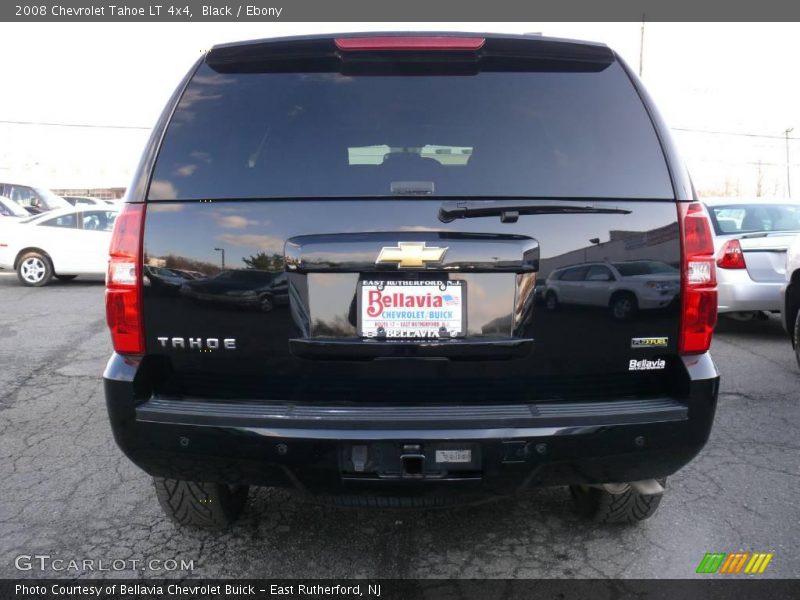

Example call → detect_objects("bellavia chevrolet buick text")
103 33 720 527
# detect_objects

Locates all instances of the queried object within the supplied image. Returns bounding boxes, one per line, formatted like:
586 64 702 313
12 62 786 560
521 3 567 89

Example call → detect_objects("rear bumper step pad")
136 397 687 430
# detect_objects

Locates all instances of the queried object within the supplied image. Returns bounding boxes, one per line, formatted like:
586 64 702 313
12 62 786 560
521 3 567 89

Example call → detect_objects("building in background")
52 187 127 200
0 121 149 199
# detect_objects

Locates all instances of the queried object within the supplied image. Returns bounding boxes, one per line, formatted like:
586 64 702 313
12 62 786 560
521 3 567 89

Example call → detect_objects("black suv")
104 33 720 527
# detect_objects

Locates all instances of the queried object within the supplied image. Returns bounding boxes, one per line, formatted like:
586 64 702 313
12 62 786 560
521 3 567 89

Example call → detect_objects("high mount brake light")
335 37 486 52
678 202 717 355
717 239 747 269
106 203 145 355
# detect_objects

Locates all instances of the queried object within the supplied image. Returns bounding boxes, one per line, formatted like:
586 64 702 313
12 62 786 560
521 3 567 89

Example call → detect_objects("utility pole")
214 247 226 269
785 128 793 198
756 160 763 198
639 15 646 78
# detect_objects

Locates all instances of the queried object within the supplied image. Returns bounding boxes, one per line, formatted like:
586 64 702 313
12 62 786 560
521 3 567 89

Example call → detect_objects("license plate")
435 449 472 464
358 280 466 338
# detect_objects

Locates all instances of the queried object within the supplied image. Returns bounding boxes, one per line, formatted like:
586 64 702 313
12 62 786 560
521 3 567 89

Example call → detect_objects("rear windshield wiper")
438 200 632 223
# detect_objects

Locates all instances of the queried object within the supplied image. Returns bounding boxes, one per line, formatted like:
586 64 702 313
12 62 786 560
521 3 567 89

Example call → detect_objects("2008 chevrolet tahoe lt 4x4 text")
103 33 720 527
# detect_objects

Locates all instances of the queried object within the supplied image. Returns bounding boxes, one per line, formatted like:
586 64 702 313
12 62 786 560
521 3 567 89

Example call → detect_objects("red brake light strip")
335 37 486 52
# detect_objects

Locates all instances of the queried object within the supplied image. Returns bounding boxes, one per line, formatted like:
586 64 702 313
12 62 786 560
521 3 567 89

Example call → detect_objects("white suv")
544 260 680 320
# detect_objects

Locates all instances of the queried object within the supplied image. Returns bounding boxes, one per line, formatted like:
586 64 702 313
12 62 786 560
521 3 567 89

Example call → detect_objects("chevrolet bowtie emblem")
375 241 448 269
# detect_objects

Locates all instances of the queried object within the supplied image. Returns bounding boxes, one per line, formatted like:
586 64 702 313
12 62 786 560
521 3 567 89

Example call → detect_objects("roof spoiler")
206 33 615 74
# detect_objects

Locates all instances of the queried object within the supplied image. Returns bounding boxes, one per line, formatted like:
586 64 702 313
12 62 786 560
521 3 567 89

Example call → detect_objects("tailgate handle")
285 232 538 273
288 337 533 361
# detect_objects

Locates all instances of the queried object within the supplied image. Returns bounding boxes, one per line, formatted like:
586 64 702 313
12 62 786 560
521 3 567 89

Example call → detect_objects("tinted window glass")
149 62 672 201
586 265 613 280
41 214 77 228
82 211 117 232
32 188 70 211
560 267 589 281
9 186 37 206
613 261 678 276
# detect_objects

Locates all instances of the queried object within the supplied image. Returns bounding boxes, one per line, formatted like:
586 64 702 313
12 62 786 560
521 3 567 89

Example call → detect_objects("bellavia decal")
628 358 666 371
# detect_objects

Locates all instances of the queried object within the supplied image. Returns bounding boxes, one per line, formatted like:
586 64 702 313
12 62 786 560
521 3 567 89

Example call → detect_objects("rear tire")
55 274 78 281
569 479 665 524
545 291 559 312
153 478 249 528
724 311 758 322
610 293 637 321
16 252 53 287
794 310 800 369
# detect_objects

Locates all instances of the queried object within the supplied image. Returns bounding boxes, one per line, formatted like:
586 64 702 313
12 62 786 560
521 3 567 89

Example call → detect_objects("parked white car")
0 195 29 218
780 233 800 366
0 206 119 286
63 195 117 207
704 198 800 318
543 260 680 320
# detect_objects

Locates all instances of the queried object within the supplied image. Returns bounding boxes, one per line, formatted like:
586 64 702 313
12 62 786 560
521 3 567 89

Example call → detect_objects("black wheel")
569 479 665 524
545 291 559 312
153 478 249 528
794 309 800 369
16 251 53 287
610 293 638 321
55 275 78 281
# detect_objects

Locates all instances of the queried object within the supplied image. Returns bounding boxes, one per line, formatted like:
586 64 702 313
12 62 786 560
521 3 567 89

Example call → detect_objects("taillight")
717 239 746 269
678 202 717 355
106 203 145 355
335 37 486 52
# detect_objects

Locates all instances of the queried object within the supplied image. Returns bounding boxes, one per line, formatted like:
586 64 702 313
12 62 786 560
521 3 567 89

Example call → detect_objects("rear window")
708 204 800 235
612 261 678 276
149 60 673 201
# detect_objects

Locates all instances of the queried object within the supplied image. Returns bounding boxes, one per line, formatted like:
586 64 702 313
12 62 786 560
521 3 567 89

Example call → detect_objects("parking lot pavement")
0 269 798 579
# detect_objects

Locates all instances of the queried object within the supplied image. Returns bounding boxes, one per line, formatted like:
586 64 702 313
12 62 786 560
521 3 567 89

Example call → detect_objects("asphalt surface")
0 270 798 579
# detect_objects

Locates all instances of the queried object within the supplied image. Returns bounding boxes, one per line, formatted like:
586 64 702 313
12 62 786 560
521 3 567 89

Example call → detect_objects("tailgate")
141 199 682 403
